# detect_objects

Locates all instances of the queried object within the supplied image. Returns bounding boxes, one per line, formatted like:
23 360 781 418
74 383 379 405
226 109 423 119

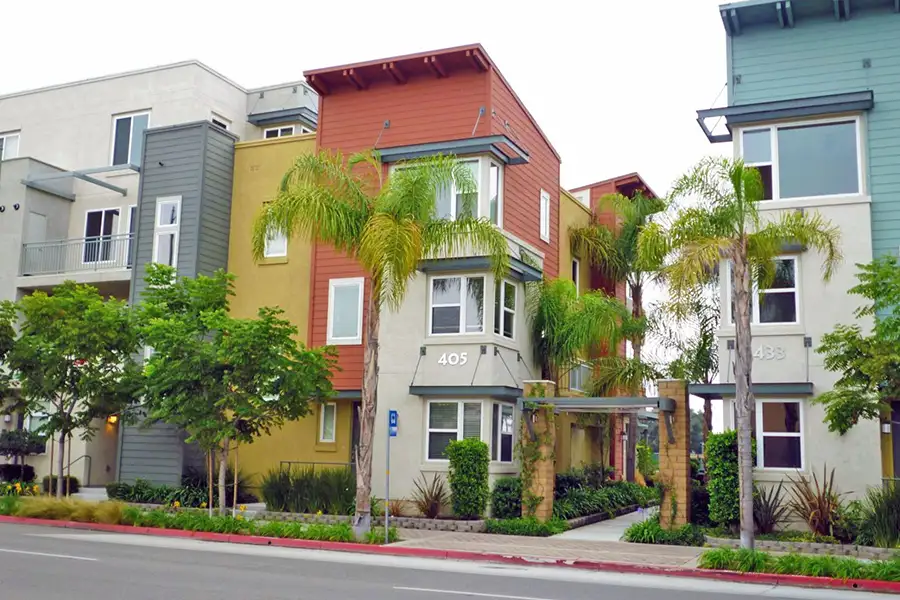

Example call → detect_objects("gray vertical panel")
196 125 237 275
118 417 184 486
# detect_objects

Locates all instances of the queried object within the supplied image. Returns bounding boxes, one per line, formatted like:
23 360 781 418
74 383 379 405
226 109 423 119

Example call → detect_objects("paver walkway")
555 507 656 541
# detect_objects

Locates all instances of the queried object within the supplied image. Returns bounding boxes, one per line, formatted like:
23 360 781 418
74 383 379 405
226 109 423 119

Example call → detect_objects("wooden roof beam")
383 62 406 84
307 74 329 96
426 56 447 78
343 68 367 90
466 49 489 72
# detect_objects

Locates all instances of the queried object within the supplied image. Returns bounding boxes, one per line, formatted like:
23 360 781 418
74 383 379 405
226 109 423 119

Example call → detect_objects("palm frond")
663 236 732 302
569 221 620 275
421 217 510 281
750 210 843 280
384 155 476 223
589 355 663 396
358 213 423 310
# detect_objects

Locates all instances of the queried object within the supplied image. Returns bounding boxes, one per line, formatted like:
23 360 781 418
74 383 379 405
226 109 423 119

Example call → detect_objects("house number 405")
753 345 786 360
438 352 468 366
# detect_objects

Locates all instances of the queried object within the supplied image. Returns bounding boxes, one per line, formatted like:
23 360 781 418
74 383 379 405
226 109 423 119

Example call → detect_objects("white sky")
4 0 730 427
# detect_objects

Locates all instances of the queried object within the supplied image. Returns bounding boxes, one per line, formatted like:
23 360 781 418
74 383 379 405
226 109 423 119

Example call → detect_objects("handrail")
20 233 134 276
65 454 92 488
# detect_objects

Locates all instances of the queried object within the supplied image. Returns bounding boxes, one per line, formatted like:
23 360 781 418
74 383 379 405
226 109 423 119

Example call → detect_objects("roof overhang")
247 106 318 129
517 396 677 413
378 135 529 166
21 164 140 201
696 90 874 143
335 390 362 400
688 381 814 400
719 0 898 35
410 385 522 399
419 256 542 282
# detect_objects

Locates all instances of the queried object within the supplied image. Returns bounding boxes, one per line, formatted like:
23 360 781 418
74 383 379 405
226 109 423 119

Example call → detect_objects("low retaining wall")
566 504 640 529
706 536 897 560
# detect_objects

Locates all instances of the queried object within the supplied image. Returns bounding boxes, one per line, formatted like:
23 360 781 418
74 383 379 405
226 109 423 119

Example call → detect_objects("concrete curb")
1 515 897 594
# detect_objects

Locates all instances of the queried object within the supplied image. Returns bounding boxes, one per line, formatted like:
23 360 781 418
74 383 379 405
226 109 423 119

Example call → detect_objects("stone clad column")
522 380 556 522
657 379 691 528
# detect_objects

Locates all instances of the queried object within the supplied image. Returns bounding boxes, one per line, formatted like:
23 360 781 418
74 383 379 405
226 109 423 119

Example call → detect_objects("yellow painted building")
227 134 354 485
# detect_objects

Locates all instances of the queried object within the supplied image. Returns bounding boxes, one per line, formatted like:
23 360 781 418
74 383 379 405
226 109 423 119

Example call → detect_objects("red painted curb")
1 515 897 594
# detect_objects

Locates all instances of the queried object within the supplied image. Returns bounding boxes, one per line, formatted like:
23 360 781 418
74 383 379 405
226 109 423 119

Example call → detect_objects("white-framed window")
430 275 485 335
25 412 49 435
491 402 515 463
540 189 550 242
264 229 288 258
319 402 337 443
739 117 862 201
0 131 20 160
264 126 294 139
493 279 516 339
569 362 592 393
427 400 482 460
731 399 804 470
152 196 181 268
727 257 798 325
327 277 364 345
111 111 150 166
571 258 580 295
83 208 121 263
489 160 503 226
211 114 230 130
572 189 591 208
435 159 480 221
299 125 313 134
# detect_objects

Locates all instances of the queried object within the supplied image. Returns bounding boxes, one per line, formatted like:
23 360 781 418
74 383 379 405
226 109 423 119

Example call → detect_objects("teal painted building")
695 0 899 491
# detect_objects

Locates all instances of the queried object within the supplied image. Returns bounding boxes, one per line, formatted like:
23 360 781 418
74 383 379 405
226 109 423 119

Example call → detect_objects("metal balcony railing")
20 233 134 277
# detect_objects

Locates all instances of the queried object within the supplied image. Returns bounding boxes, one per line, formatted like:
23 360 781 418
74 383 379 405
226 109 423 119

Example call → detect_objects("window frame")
756 399 805 471
263 228 288 258
540 189 551 242
152 196 182 269
571 258 580 295
493 279 517 340
429 275 486 336
491 402 515 463
110 111 150 167
327 277 364 345
82 207 122 264
210 113 230 130
426 400 483 462
0 131 20 160
319 402 337 443
264 125 295 139
569 362 592 393
488 160 504 227
726 256 799 326
738 115 864 203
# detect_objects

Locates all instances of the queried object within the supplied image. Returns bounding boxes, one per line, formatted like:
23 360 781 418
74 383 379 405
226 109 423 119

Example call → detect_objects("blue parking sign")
389 410 398 437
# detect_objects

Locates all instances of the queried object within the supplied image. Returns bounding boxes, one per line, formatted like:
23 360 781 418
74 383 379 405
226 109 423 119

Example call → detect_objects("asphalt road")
0 523 882 600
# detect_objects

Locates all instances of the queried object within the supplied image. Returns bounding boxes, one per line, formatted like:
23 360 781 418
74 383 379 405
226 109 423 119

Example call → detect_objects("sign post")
386 409 398 544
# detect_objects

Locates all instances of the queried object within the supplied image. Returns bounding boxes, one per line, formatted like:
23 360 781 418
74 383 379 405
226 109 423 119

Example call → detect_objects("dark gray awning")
378 135 530 165
696 90 874 143
247 107 318 129
688 382 814 400
517 396 676 413
419 256 542 282
410 385 522 399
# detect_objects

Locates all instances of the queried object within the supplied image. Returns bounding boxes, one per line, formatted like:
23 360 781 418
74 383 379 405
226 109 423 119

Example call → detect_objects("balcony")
18 234 134 294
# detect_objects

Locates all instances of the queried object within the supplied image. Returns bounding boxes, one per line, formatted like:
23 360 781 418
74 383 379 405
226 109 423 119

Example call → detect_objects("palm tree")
252 150 510 531
639 157 841 549
569 191 666 477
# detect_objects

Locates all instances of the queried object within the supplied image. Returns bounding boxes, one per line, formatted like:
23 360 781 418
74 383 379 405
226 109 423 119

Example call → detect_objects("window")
264 228 288 258
25 412 49 435
211 114 230 130
573 189 591 208
491 403 514 462
625 341 634 359
427 401 481 460
83 208 120 263
493 280 516 339
540 189 550 242
757 400 803 469
728 257 798 325
489 161 503 226
327 277 364 345
435 160 479 221
569 363 592 392
0 132 20 160
264 126 294 139
299 126 313 134
739 119 861 201
152 197 181 268
430 276 485 335
319 403 337 443
571 258 580 295
111 112 149 166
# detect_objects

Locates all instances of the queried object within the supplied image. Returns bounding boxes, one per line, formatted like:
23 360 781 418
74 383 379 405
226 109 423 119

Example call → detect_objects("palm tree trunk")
354 288 380 536
627 282 643 482
732 252 755 550
703 398 713 443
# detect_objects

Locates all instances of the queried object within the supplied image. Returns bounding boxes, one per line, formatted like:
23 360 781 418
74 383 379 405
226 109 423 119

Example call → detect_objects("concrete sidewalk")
555 507 656 541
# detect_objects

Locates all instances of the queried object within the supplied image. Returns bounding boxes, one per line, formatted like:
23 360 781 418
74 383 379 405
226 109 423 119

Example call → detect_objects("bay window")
732 400 804 470
491 403 514 463
739 118 861 201
427 401 482 460
430 276 485 335
728 257 798 325
493 280 516 339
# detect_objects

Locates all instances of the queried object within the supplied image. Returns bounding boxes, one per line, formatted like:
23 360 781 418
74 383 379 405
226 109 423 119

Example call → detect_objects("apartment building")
692 0 899 496
0 61 319 486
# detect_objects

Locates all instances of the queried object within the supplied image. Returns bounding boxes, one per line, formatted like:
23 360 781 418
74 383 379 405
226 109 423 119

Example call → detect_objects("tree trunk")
703 398 713 443
218 440 228 513
353 289 380 537
56 434 65 499
732 251 755 550
232 444 239 517
627 281 643 483
207 450 214 517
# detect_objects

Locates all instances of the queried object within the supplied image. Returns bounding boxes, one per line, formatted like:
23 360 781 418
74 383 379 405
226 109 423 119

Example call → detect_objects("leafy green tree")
640 157 841 549
251 151 510 529
813 256 900 434
0 429 46 480
138 264 337 511
1 282 141 498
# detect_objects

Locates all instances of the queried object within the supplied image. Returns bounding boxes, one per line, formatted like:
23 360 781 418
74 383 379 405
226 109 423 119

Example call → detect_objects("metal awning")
419 256 542 282
378 135 530 166
689 381 814 400
21 164 140 201
247 106 318 129
516 396 676 414
410 385 522 399
696 90 874 143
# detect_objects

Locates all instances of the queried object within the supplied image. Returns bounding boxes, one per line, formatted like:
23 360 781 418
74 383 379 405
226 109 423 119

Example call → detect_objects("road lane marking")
394 587 555 600
0 548 97 561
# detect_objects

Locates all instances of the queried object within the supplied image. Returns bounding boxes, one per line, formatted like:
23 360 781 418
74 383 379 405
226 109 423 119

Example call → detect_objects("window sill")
718 324 805 337
258 256 288 265
757 194 870 212
753 468 806 481
315 441 338 453
327 338 362 346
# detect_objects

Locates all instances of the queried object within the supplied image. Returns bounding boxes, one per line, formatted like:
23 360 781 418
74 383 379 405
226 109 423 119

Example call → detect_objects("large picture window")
430 276 485 335
427 401 482 460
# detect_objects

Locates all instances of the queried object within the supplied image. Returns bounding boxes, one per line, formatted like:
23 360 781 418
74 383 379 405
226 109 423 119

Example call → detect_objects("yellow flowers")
238 504 246 513
200 502 207 509
2 481 38 498
32 485 40 494
235 514 244 521
172 501 181 508
316 510 323 516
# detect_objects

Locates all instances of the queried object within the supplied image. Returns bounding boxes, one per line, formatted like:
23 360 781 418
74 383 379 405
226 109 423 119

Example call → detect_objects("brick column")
657 379 691 528
522 380 556 522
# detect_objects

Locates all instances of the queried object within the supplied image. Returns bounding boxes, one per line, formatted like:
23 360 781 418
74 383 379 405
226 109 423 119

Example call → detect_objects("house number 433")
753 345 785 360
438 352 469 366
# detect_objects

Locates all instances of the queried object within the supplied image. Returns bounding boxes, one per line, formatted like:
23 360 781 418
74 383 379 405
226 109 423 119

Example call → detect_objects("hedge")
446 439 490 519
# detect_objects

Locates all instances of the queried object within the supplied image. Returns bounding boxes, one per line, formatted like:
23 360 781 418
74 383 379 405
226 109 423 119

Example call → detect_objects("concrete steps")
72 487 109 502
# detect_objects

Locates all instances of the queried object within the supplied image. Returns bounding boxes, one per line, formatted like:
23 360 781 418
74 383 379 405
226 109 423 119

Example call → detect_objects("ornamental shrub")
42 475 80 495
706 430 754 529
490 476 522 519
446 438 490 519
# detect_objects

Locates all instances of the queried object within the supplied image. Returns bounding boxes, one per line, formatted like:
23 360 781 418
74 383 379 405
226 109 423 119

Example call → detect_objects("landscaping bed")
705 536 898 561
699 547 900 583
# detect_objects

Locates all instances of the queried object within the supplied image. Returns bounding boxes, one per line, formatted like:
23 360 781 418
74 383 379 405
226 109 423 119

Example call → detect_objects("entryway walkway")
555 507 657 542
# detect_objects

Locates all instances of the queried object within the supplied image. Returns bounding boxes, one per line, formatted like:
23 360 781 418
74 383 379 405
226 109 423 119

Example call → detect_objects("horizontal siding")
731 10 900 258
119 420 183 486
490 72 561 277
197 126 235 276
